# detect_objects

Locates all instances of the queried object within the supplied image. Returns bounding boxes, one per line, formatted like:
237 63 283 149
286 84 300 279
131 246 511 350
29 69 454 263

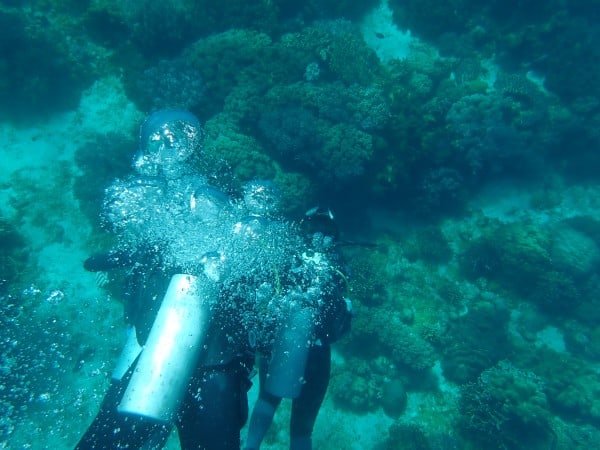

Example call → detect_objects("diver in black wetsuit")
77 248 254 450
244 207 352 450
75 110 256 450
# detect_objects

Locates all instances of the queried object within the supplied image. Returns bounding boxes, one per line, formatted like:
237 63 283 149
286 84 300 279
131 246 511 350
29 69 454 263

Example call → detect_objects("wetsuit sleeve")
84 250 134 272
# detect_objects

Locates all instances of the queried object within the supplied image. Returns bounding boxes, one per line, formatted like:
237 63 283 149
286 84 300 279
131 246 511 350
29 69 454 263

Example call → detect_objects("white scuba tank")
117 273 216 422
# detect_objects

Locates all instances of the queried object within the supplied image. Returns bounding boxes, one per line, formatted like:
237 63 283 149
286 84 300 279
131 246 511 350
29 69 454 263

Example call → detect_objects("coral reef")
258 106 322 158
255 80 388 192
351 304 436 373
128 57 206 111
441 299 511 384
329 356 382 413
0 5 99 120
550 225 600 277
119 0 202 56
459 361 554 449
183 29 275 114
317 20 382 86
413 168 468 216
329 352 413 419
384 422 431 450
276 0 380 22
515 346 600 426
445 92 539 178
460 220 591 314
318 123 374 185
2 0 600 447
202 114 275 184
342 248 388 308
401 226 453 265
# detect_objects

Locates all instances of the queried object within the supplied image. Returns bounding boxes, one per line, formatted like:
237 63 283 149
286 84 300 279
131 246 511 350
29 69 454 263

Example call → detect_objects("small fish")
95 271 109 288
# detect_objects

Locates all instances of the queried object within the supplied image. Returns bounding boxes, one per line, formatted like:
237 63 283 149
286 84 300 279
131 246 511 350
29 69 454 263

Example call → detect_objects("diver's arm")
83 250 135 272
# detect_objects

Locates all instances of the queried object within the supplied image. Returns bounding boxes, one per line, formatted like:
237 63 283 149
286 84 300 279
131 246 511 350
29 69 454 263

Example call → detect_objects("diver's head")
242 180 280 217
133 110 202 178
301 206 339 248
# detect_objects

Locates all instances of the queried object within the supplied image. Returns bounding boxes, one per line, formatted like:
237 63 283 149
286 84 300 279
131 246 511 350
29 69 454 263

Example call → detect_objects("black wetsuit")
254 344 331 440
76 358 251 450
76 251 252 450
245 239 351 450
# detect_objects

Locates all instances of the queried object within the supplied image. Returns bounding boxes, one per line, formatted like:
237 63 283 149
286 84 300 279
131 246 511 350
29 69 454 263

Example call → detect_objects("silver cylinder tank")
111 326 143 381
118 273 215 422
264 305 315 399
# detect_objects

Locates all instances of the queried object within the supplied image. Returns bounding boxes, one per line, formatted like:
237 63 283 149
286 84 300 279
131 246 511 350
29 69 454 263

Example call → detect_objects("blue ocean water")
1 0 599 449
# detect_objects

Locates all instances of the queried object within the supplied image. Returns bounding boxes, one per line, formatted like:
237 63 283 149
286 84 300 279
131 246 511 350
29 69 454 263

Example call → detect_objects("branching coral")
330 352 411 418
461 220 552 282
256 95 376 189
414 167 467 216
322 22 382 86
296 82 391 131
202 115 276 184
444 92 540 180
200 114 316 214
184 29 275 111
318 123 374 184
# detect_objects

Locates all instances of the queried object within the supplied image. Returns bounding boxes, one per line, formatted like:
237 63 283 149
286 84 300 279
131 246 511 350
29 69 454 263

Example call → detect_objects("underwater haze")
1 0 600 449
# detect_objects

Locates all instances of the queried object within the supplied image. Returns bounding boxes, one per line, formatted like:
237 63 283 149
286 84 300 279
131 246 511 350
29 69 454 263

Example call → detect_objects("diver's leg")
244 394 281 450
245 357 282 450
75 379 125 449
289 345 331 450
177 362 250 450
75 378 171 450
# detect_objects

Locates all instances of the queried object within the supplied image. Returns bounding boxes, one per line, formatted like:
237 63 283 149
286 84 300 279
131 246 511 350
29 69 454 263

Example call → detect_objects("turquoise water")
1 1 599 449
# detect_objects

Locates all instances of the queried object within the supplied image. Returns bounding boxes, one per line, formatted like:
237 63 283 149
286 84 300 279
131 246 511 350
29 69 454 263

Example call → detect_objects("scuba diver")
75 110 351 450
244 207 352 450
76 109 261 450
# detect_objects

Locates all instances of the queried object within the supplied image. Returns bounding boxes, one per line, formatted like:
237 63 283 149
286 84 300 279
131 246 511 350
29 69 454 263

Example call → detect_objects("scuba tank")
264 299 315 399
117 272 217 422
